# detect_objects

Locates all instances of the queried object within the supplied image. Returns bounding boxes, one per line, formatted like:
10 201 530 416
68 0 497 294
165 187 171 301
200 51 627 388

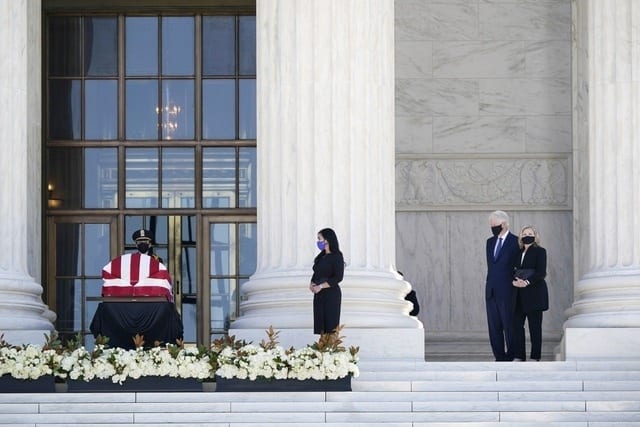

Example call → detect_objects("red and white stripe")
102 253 173 302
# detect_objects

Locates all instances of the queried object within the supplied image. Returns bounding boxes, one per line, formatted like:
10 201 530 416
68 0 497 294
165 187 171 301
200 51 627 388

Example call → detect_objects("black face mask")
522 236 535 245
491 225 502 236
136 243 150 254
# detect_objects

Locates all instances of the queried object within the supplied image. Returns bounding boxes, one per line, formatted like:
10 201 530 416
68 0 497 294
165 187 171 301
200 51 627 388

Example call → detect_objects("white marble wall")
394 0 573 359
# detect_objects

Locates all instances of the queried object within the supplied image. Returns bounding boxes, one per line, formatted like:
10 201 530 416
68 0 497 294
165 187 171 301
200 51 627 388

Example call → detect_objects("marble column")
562 0 640 359
0 0 56 345
230 0 424 359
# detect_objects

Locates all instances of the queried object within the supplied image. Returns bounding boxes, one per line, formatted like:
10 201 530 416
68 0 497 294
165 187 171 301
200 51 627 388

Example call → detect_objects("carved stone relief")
396 157 569 208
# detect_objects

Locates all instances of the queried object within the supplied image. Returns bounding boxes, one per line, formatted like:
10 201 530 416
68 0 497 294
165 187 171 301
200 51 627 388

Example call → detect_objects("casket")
101 253 173 302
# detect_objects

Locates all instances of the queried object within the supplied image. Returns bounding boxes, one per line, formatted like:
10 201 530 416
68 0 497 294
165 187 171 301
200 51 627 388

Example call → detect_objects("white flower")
214 342 359 382
0 328 359 385
0 345 58 380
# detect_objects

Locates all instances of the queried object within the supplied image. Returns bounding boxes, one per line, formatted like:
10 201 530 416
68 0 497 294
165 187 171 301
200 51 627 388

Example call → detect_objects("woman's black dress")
311 251 344 334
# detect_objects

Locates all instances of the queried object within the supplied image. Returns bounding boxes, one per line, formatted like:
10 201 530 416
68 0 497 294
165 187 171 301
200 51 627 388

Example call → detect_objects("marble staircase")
1 360 640 426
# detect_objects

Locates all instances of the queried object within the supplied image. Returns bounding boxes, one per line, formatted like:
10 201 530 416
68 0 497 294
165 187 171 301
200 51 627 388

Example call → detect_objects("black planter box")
215 375 351 392
0 375 56 393
67 376 203 392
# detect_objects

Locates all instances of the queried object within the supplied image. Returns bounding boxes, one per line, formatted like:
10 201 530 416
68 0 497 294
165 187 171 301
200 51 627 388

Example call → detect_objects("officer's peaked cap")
132 229 154 242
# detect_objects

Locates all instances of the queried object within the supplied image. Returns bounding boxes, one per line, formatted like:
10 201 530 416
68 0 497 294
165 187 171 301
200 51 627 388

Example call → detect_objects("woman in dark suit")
511 225 549 361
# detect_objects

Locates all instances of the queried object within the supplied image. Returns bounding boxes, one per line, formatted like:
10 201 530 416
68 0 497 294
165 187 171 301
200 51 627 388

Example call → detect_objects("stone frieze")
396 157 569 209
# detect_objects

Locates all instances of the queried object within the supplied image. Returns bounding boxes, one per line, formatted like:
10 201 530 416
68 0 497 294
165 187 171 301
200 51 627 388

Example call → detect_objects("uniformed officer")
132 229 162 263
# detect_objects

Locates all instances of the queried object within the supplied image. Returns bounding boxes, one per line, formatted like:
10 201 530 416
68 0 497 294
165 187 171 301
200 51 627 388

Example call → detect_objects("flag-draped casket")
101 253 173 302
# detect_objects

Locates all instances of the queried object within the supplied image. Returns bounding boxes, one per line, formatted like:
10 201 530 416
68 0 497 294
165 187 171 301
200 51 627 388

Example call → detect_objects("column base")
0 274 56 345
561 328 640 360
0 329 53 346
228 327 425 360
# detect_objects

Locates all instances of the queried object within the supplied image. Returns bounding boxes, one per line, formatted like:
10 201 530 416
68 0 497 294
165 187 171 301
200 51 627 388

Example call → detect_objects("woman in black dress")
511 225 549 361
309 228 344 335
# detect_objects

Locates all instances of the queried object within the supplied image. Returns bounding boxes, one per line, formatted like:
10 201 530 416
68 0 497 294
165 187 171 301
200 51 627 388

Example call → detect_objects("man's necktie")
494 237 503 260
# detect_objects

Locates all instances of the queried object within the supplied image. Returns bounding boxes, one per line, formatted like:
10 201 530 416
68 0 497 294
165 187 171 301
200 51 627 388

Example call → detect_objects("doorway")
44 7 257 347
48 214 255 347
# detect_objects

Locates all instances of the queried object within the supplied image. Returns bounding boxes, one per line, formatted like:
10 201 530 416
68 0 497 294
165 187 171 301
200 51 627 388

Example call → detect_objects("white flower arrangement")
56 343 214 384
0 327 359 385
0 334 215 384
213 326 360 381
288 346 359 380
0 345 60 380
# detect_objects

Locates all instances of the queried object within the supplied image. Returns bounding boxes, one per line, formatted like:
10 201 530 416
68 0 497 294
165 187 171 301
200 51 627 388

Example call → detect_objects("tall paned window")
45 9 257 347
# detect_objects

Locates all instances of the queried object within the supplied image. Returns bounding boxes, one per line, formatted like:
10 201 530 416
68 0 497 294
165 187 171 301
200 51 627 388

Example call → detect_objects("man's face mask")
136 241 150 253
491 225 503 236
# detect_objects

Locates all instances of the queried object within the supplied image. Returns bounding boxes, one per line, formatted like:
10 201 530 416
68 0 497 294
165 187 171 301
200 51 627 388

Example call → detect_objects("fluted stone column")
230 0 424 359
0 0 56 345
562 0 640 359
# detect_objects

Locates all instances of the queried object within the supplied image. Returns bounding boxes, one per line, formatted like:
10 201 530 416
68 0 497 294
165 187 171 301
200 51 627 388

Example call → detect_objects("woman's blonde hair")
518 225 541 248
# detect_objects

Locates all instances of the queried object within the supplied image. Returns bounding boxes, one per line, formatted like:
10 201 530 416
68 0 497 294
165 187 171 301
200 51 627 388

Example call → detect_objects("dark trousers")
512 300 543 361
313 286 341 335
486 295 514 361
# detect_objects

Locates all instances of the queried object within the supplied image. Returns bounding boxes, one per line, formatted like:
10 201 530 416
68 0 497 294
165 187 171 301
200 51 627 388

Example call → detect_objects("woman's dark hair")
318 227 341 254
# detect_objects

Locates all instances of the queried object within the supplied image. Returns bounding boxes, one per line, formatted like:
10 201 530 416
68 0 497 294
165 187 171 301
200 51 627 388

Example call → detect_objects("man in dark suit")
485 210 519 361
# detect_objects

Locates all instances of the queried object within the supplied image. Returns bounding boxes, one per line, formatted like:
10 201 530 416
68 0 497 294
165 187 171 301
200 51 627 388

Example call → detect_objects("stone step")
357 360 640 372
331 390 640 402
2 410 640 425
1 361 640 426
415 424 638 427
354 380 640 392
0 399 615 414
357 370 640 381
4 390 640 404
354 380 586 392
